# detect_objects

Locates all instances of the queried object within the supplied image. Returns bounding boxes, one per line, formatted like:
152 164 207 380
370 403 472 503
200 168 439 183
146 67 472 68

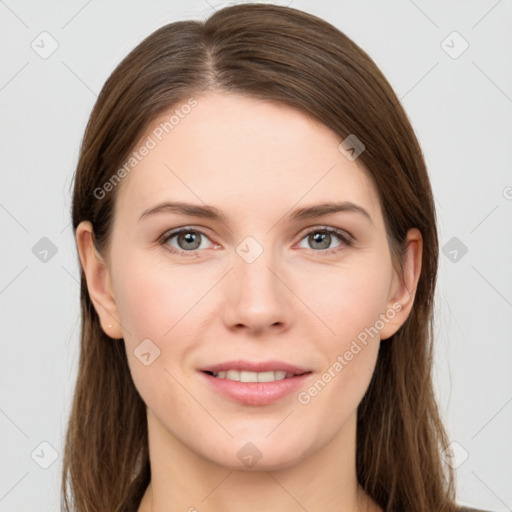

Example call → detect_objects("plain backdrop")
1 1 511 511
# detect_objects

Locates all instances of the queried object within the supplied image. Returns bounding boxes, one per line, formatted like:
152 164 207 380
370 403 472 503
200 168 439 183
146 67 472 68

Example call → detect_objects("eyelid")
158 226 217 253
159 224 355 257
296 225 354 243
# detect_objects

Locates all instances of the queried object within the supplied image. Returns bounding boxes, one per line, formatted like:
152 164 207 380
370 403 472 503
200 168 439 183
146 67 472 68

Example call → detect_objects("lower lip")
199 371 313 406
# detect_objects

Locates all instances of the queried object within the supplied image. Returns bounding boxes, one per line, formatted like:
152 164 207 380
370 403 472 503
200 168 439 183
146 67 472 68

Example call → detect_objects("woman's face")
87 92 419 470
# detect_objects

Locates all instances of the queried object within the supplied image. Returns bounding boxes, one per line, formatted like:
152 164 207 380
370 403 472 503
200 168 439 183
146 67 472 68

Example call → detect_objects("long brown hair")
63 4 458 511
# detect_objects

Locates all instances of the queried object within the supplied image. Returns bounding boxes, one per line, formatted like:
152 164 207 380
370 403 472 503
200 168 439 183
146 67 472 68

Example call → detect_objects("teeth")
259 370 284 382
212 370 292 382
240 371 258 382
226 370 240 381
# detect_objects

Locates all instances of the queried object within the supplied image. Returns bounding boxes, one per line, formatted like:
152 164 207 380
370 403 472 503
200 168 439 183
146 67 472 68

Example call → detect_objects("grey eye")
163 229 213 253
176 231 202 250
297 229 346 251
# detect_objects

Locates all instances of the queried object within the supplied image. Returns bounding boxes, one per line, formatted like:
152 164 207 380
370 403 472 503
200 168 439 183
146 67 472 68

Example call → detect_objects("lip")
198 360 310 374
198 360 313 406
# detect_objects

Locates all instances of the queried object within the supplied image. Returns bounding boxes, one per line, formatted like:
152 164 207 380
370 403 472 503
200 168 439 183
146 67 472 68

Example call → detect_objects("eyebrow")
138 200 374 225
289 201 373 225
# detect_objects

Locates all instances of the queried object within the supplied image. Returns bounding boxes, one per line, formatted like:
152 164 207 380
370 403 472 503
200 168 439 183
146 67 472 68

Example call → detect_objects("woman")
62 3 492 511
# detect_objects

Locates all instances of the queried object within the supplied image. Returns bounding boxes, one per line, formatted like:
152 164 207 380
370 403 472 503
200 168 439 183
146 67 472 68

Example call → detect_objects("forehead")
114 92 381 227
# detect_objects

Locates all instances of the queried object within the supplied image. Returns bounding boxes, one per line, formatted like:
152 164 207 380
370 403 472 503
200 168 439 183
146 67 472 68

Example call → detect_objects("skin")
76 92 422 512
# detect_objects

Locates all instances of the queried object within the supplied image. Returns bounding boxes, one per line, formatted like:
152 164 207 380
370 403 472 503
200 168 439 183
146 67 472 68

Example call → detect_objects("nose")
222 244 294 335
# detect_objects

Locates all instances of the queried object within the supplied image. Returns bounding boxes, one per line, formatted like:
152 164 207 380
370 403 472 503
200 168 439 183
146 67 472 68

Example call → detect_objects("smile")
205 370 298 382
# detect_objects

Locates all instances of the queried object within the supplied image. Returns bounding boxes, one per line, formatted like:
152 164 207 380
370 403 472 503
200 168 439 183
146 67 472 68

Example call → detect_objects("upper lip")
199 360 310 375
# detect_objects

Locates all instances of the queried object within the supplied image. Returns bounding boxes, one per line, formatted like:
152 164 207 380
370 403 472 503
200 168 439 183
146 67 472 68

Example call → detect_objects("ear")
380 228 423 340
75 220 123 339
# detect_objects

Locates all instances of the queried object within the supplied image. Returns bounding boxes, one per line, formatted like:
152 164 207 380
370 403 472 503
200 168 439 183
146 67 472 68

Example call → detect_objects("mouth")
198 360 313 406
203 369 308 382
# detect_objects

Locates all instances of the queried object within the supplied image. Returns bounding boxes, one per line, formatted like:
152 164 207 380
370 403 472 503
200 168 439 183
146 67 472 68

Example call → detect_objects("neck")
138 409 380 512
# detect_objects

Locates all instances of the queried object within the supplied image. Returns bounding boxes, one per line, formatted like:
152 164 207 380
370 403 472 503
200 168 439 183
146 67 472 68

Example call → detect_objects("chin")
200 434 315 472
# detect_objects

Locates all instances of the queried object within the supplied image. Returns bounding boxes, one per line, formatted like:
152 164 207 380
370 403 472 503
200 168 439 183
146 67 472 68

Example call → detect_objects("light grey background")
1 1 511 511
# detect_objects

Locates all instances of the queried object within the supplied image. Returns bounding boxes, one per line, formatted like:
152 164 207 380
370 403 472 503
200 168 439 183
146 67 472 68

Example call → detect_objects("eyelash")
158 226 354 258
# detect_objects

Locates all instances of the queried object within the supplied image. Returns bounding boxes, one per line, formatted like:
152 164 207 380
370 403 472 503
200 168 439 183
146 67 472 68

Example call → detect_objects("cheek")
302 258 392 347
111 251 217 394
111 257 193 412
295 258 390 409
297 268 385 434
113 251 207 344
